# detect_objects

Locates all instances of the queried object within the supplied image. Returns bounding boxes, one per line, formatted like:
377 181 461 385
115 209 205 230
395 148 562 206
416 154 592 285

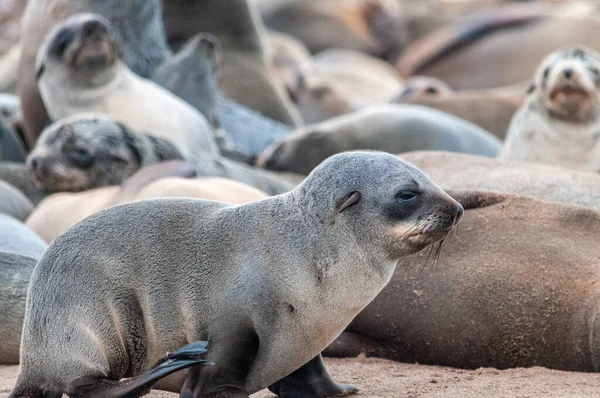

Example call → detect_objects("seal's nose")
453 203 464 226
81 19 104 38
28 155 48 175
563 69 573 79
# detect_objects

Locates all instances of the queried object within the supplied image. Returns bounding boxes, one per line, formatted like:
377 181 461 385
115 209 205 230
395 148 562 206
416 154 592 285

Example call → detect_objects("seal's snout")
454 202 464 226
563 68 573 79
28 155 47 176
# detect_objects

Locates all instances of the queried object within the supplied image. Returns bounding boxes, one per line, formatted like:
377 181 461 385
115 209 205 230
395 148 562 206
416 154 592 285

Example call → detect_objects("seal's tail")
8 341 213 398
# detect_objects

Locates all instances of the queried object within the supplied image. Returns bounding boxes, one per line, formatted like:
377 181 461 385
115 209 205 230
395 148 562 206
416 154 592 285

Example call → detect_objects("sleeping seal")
10 151 462 397
27 114 300 195
500 47 600 171
258 104 502 175
325 193 600 372
36 13 219 158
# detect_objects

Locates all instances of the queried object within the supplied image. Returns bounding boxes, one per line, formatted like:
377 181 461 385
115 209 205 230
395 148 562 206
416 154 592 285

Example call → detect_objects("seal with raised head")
324 192 600 372
10 151 463 397
258 104 502 175
152 33 221 129
500 47 600 171
18 0 170 147
27 114 300 195
26 161 269 243
0 214 47 365
162 0 302 127
35 13 219 158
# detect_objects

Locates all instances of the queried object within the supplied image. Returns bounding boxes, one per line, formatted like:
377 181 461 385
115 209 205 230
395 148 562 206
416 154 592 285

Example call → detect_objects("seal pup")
400 151 600 212
36 14 219 158
10 151 463 397
27 114 300 195
0 214 47 365
258 104 502 175
500 47 600 171
26 162 269 243
152 33 221 129
162 0 302 127
325 193 600 372
18 0 170 147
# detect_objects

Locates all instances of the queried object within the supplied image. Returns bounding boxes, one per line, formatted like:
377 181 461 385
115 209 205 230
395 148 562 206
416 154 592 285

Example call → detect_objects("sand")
3 356 600 397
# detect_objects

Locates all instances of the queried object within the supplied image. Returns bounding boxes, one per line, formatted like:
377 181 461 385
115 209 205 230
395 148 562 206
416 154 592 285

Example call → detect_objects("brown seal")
399 150 600 211
26 161 269 243
325 192 600 372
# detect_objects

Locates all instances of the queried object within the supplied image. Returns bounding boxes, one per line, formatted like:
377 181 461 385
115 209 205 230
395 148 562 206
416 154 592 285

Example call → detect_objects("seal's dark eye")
543 67 550 79
53 28 75 55
70 147 94 168
426 87 438 94
396 191 419 202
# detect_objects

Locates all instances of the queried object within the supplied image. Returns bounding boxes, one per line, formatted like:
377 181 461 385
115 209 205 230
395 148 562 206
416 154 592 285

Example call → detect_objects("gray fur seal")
325 192 600 372
500 47 600 171
400 151 600 212
36 14 219 158
0 215 47 365
18 0 170 147
258 104 502 175
26 161 269 243
152 33 221 129
27 114 299 195
162 0 302 127
10 151 463 397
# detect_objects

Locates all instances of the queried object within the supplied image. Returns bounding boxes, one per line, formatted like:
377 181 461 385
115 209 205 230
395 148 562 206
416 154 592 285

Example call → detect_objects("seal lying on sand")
10 151 463 397
500 47 600 171
36 14 219 158
18 0 169 146
400 151 600 212
325 193 600 372
27 114 300 195
26 161 269 243
258 104 502 175
0 215 47 365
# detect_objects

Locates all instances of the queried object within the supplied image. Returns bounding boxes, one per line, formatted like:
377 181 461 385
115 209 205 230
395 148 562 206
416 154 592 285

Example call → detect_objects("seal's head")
531 47 600 123
27 114 141 192
297 151 463 262
391 76 453 102
36 13 120 89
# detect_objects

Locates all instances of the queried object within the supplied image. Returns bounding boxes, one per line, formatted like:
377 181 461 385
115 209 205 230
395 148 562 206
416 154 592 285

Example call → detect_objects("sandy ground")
3 356 600 397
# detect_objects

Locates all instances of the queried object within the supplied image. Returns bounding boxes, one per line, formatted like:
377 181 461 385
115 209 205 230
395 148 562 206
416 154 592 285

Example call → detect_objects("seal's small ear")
338 192 362 213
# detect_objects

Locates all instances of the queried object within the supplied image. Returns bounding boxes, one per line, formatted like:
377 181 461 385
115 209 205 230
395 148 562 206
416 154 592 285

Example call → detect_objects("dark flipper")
268 354 357 398
81 341 213 398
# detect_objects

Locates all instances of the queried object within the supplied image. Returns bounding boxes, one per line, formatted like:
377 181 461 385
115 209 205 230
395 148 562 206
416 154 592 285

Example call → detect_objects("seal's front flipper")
268 354 358 398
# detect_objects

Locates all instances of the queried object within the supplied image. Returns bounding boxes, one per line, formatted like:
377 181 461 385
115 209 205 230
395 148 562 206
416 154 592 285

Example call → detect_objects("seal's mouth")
550 84 591 99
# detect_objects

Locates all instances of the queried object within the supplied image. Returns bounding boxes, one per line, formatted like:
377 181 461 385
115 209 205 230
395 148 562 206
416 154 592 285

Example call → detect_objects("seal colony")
9 151 462 397
6 0 600 396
